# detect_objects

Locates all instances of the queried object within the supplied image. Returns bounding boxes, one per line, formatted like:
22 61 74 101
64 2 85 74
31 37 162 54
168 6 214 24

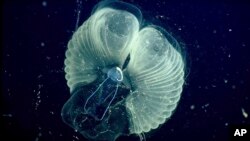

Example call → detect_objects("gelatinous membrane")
84 67 123 121
61 0 185 141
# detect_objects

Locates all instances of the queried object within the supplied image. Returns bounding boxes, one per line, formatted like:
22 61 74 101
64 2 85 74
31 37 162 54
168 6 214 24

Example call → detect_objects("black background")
1 0 250 141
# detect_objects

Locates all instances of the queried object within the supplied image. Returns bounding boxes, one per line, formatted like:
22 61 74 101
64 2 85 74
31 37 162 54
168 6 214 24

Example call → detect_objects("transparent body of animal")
61 1 186 141
84 67 123 121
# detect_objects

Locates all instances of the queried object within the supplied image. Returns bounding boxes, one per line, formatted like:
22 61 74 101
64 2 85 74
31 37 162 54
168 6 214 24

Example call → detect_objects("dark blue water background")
1 0 250 141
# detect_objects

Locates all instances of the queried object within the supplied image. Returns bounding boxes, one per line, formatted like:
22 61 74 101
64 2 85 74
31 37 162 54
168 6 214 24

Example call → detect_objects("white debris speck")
228 28 232 32
178 27 182 31
204 103 210 107
196 44 200 49
224 79 228 84
38 133 42 137
73 135 79 140
156 15 164 19
201 103 210 113
42 1 47 7
35 89 42 110
241 108 248 118
46 56 51 60
50 111 54 115
213 30 217 34
228 54 231 58
37 74 43 79
41 42 45 47
2 114 12 117
35 132 42 141
225 123 228 126
202 103 210 109
190 105 195 110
